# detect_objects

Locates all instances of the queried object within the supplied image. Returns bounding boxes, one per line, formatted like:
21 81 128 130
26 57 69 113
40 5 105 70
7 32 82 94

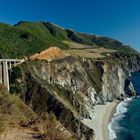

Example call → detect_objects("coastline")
82 101 118 140
102 102 118 140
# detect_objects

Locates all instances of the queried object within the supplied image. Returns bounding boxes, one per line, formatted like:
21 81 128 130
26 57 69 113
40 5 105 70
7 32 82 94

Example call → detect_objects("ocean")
108 72 140 140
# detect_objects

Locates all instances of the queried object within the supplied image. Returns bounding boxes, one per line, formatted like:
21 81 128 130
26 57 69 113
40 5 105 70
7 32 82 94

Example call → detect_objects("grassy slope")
0 84 76 140
0 85 36 133
0 21 139 59
0 22 69 58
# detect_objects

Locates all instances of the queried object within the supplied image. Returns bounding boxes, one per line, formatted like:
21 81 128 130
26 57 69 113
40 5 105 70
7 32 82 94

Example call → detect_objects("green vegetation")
0 21 138 58
10 66 23 94
0 22 68 58
91 36 138 55
11 66 22 80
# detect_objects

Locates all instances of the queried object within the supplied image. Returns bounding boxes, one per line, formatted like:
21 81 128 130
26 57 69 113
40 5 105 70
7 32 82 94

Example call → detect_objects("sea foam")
108 98 133 140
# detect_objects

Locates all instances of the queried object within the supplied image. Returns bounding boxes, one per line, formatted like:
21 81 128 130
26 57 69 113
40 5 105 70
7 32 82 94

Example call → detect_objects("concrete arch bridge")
0 59 25 91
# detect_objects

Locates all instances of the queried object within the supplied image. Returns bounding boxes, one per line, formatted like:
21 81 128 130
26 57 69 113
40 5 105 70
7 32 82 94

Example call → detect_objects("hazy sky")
0 0 140 51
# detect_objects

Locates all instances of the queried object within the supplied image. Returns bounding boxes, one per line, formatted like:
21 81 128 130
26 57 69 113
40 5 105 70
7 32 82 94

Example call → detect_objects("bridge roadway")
0 59 24 62
0 59 25 91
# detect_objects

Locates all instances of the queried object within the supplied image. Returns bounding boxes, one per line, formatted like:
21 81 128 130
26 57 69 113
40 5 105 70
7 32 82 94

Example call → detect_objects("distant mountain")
0 21 138 58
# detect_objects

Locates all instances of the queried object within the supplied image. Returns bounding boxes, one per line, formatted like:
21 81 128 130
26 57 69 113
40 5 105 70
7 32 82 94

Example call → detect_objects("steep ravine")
11 56 138 140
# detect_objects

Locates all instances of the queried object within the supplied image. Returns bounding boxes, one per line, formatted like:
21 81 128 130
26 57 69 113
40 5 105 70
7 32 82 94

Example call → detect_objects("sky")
0 0 140 51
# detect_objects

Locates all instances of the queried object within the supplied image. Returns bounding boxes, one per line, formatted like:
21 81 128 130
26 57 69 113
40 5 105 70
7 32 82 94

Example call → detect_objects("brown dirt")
30 47 65 60
0 128 40 140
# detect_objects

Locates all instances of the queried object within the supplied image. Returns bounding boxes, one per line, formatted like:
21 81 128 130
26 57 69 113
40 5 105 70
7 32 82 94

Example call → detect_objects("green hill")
0 21 138 58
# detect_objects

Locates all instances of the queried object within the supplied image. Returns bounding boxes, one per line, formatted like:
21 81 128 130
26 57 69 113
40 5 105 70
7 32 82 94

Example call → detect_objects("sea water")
108 72 140 140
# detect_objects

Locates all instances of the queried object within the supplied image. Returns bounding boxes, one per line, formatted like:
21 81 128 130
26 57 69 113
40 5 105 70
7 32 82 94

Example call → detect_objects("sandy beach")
83 102 118 140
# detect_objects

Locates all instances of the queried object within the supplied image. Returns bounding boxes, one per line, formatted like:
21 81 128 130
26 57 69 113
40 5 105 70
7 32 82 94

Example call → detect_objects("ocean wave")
136 95 140 98
108 98 133 140
108 123 117 140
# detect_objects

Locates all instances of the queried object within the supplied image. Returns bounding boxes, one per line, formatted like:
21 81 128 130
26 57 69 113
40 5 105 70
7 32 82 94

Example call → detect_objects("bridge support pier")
0 59 24 91
3 61 9 91
0 62 2 84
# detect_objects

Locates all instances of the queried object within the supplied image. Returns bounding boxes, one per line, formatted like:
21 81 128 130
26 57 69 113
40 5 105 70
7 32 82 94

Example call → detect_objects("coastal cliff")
10 55 137 139
0 21 139 139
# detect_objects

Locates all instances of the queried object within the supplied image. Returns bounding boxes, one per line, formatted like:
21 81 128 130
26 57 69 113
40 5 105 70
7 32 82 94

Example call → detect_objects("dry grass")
31 113 74 140
0 85 76 140
0 84 36 134
62 40 96 49
64 49 104 58
63 40 116 59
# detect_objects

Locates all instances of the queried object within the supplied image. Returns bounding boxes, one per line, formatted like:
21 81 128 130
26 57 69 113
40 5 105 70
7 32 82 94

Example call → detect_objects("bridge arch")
0 59 24 91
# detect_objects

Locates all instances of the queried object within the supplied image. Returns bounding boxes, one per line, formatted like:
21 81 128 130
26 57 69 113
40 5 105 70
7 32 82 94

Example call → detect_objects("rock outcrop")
10 56 138 140
30 47 65 61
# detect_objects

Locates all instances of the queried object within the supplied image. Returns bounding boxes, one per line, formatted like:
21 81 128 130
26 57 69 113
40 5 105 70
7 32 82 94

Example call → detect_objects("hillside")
0 21 138 59
0 21 140 140
0 85 36 133
0 84 76 140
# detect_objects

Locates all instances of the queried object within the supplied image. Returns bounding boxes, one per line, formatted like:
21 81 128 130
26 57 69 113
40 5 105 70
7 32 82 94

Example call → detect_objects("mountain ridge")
0 21 138 59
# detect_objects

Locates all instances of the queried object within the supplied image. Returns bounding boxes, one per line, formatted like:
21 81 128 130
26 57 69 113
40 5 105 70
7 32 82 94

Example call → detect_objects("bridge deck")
0 59 24 62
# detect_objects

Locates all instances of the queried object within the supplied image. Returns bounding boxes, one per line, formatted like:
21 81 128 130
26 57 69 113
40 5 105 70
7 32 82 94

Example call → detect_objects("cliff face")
111 53 140 72
11 56 136 140
26 57 135 103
